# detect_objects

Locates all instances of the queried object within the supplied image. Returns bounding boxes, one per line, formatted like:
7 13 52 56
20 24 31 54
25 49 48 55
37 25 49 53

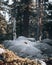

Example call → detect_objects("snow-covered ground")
0 48 5 54
49 0 52 3
2 36 52 65
1 0 13 5
3 36 52 60
0 10 11 22
0 0 13 23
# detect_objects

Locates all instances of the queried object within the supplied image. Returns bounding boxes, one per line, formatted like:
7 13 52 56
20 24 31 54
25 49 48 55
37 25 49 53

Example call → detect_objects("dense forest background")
0 0 52 40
